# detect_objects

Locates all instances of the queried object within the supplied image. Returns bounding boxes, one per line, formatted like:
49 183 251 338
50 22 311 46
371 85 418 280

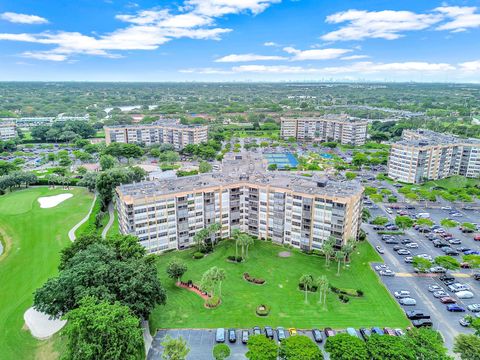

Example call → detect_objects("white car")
394 290 411 298
386 208 393 214
448 283 470 292
375 265 388 271
467 304 480 312
456 291 474 299
405 242 419 248
428 285 443 292
441 206 452 210
399 297 416 306
430 266 447 273
380 270 395 277
433 290 449 298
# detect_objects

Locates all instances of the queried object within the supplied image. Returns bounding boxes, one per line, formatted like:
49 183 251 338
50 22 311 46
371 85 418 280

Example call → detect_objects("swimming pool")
264 153 299 169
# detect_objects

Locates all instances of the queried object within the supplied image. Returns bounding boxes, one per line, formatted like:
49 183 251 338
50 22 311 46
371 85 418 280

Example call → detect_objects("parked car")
380 270 395 276
216 328 225 343
447 304 466 312
459 317 471 327
371 327 384 335
467 304 480 312
448 238 462 245
406 310 430 320
242 330 249 344
394 290 411 298
312 329 323 343
412 319 433 328
394 329 405 336
397 249 411 255
384 328 396 336
264 326 274 339
402 238 413 244
448 283 469 292
405 242 419 248
404 256 413 263
228 328 237 343
253 326 261 336
433 290 449 298
461 262 471 269
288 328 297 336
385 239 400 244
456 291 474 299
474 273 480 281
399 298 417 306
430 266 447 274
474 234 480 241
359 328 371 340
276 327 286 342
375 246 385 254
440 297 457 304
440 274 455 282
428 285 443 292
324 327 336 337
346 328 358 337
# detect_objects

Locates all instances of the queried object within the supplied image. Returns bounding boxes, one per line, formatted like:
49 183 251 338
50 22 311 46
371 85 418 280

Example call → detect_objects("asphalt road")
364 192 480 350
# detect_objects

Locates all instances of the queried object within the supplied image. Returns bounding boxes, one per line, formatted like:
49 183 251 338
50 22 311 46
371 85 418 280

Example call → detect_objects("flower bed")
256 304 271 317
205 296 221 309
244 272 266 285
227 255 244 263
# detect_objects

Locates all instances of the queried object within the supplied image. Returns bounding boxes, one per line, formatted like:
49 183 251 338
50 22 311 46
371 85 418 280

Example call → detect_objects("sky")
1 0 480 82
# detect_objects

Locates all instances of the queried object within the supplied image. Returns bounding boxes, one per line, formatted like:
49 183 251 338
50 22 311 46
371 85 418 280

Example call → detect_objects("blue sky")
1 0 480 82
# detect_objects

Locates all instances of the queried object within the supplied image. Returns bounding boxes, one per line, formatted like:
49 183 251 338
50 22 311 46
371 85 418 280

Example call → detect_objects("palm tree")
232 229 241 258
342 242 355 266
323 237 336 267
244 235 254 260
238 233 250 260
214 268 226 299
207 223 222 247
299 274 314 303
315 275 329 306
335 251 345 276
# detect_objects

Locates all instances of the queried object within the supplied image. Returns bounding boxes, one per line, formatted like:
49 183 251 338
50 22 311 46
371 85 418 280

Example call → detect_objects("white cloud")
459 60 480 72
232 65 320 73
435 6 480 32
283 47 351 60
180 67 233 74
0 0 281 61
341 54 369 60
0 12 48 24
264 41 278 46
215 53 287 62
322 9 442 41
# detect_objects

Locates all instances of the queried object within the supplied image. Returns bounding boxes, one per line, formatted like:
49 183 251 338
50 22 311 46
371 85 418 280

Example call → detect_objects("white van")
417 213 430 219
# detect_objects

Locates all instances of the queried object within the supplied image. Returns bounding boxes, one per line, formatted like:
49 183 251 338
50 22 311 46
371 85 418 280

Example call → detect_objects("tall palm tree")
214 268 226 299
335 251 345 276
244 235 254 260
342 242 355 266
232 229 241 258
315 275 329 306
208 223 222 246
299 274 314 303
323 237 336 267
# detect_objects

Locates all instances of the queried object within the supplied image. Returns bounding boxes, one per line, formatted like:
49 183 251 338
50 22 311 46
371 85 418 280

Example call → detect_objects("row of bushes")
193 252 204 259
244 272 265 285
227 255 244 262
330 286 364 297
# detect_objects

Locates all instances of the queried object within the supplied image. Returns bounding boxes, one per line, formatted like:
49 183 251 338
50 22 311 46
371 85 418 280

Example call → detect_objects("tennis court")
264 152 298 169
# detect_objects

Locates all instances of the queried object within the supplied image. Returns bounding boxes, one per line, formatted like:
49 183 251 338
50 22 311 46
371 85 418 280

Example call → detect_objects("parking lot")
364 191 480 349
147 329 330 360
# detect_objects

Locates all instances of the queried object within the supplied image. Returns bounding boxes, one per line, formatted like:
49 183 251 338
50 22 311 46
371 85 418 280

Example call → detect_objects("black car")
473 273 480 281
440 274 455 282
264 326 274 339
445 249 459 256
359 328 371 340
406 310 430 320
385 239 400 244
312 329 323 343
412 319 433 328
401 239 412 244
433 240 447 248
393 245 403 251
228 329 237 343
405 205 415 210
253 326 262 336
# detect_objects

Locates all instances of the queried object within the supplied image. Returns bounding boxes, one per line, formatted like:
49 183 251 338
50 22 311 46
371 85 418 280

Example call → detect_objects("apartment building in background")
115 152 363 254
104 119 208 150
0 122 17 141
388 129 480 184
281 115 368 146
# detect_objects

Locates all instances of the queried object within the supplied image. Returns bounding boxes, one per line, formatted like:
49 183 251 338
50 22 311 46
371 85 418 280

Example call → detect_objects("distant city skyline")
1 0 480 82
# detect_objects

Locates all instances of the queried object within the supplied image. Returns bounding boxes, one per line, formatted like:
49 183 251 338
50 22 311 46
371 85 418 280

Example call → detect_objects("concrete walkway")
68 194 97 242
101 202 114 239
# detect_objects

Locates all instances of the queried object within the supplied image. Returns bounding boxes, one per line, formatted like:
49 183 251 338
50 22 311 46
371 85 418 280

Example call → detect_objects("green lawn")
150 240 409 331
0 187 94 360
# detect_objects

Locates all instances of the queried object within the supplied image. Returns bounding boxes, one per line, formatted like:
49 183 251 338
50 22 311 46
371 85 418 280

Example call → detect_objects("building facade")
104 119 208 150
281 116 368 146
0 122 17 141
115 154 363 254
388 129 480 184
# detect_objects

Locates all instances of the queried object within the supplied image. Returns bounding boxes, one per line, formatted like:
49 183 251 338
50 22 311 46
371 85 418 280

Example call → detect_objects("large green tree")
63 297 143 360
454 334 480 360
161 336 190 360
279 335 323 360
246 335 278 360
405 328 451 360
325 333 368 360
366 334 414 360
166 258 188 283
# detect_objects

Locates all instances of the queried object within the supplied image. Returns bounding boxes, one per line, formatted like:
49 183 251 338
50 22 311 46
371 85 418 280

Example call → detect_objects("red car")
440 297 457 304
474 234 480 241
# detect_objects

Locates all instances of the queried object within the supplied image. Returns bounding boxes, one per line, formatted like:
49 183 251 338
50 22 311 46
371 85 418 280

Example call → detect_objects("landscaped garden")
150 239 409 331
0 187 94 360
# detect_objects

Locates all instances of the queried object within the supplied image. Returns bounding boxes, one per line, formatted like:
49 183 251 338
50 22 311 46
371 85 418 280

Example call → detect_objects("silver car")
399 297 417 306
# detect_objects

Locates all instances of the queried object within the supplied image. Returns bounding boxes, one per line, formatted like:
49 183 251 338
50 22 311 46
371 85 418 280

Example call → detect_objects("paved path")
68 194 97 242
101 202 114 239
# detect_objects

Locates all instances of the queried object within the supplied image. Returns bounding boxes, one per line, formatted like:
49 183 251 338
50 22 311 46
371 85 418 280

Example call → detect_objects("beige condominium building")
115 152 363 254
281 115 368 146
388 129 480 184
0 121 17 141
104 119 208 150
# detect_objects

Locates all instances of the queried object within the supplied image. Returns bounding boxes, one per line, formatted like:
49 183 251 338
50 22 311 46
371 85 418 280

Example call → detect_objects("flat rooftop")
118 152 362 200
105 119 207 130
397 129 480 147
282 115 368 124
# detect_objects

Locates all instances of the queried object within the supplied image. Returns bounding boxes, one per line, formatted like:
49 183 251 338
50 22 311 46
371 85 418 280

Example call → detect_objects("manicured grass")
0 187 94 360
150 240 409 331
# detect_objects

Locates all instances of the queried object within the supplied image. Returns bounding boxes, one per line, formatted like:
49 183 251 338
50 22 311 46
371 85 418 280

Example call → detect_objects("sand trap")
38 193 73 208
278 251 292 258
24 307 66 339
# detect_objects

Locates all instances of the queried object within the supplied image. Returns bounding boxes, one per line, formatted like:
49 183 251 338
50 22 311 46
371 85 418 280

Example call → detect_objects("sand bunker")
278 251 292 258
24 307 66 339
37 193 73 208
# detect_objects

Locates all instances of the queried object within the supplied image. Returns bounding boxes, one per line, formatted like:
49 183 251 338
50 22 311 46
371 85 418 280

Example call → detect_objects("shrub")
227 255 236 261
236 256 243 262
256 304 271 316
206 296 221 308
338 294 349 303
213 343 231 360
193 252 204 259
356 289 364 297
244 272 266 285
